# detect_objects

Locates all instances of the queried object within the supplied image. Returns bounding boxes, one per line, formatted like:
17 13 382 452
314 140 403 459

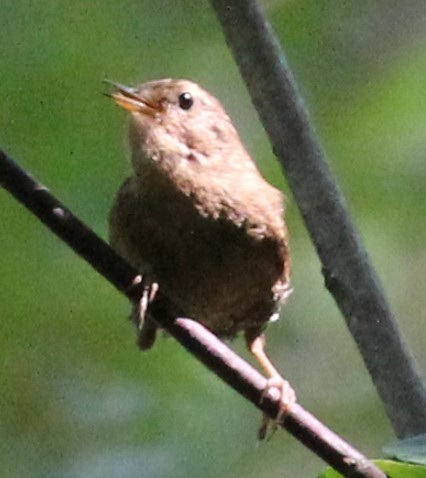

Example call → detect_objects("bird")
106 78 295 438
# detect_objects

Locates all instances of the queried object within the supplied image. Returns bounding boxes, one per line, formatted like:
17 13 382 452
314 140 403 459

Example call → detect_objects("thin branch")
209 0 426 438
0 149 386 478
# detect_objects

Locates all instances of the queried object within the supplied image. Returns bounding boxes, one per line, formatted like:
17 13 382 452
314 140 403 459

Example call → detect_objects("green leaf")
318 460 426 478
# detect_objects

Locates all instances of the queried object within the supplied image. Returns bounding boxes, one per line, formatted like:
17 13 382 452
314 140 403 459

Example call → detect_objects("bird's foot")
129 280 159 350
258 375 296 441
137 281 159 329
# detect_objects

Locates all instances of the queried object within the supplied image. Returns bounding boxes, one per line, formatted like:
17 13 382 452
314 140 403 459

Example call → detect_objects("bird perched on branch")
107 78 295 438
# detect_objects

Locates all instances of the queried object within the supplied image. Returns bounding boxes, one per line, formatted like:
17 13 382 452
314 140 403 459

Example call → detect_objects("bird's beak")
104 80 160 116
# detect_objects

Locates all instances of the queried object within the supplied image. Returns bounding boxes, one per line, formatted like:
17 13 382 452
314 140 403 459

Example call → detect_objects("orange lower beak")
104 80 159 116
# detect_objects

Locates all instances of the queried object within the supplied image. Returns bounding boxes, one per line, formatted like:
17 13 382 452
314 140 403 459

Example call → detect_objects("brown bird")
107 79 295 437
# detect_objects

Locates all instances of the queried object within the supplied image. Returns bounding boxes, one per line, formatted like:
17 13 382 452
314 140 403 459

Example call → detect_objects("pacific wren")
107 79 295 435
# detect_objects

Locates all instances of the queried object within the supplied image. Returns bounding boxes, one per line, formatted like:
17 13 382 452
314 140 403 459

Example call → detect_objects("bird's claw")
136 281 159 330
258 376 296 441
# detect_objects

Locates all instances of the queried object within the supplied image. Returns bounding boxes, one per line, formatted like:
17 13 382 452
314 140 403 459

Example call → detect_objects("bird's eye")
178 92 194 110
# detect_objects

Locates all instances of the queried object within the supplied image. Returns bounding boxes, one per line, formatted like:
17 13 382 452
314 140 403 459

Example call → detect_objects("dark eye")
178 92 193 110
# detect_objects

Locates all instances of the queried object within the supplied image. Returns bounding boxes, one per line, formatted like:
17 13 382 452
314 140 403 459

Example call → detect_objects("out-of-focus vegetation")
1 1 425 477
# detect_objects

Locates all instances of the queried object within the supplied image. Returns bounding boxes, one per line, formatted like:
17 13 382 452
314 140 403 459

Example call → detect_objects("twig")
209 0 426 438
0 149 386 478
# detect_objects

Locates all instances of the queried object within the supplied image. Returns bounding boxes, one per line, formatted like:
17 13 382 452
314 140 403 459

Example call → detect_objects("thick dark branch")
209 0 426 438
0 150 386 478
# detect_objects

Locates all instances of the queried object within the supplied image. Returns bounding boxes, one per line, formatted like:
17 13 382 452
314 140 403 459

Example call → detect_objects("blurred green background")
1 1 425 477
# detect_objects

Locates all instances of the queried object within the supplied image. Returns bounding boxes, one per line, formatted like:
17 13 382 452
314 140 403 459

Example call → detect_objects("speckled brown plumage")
109 79 291 339
108 79 295 437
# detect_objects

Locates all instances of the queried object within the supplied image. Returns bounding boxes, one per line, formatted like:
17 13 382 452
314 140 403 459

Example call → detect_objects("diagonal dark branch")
209 0 426 438
0 149 386 478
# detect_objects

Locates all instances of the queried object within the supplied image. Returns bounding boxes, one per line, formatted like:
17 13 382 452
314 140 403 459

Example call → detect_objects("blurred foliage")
1 1 426 477
384 434 426 465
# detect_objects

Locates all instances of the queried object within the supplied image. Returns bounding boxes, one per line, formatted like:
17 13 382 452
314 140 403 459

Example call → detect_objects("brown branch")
209 0 426 438
0 149 387 478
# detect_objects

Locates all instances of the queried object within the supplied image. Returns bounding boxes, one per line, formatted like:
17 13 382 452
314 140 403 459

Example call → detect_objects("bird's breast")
109 173 290 337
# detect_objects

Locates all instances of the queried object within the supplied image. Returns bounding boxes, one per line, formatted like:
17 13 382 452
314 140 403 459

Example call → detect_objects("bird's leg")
245 330 296 440
131 279 159 350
